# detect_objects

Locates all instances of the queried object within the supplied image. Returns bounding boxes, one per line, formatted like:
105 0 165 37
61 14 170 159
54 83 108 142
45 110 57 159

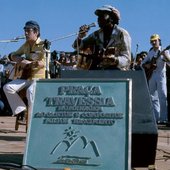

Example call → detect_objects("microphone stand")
40 23 96 78
50 22 96 43
50 32 79 43
51 50 61 78
0 36 25 43
132 44 139 70
43 39 51 79
0 40 18 43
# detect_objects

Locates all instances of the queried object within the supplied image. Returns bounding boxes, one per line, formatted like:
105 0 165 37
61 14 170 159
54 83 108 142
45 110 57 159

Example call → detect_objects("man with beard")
73 5 131 70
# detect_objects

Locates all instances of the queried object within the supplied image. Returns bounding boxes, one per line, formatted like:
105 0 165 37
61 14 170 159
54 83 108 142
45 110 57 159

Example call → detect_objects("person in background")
132 51 147 70
0 63 5 114
72 5 131 70
3 20 50 122
142 34 170 125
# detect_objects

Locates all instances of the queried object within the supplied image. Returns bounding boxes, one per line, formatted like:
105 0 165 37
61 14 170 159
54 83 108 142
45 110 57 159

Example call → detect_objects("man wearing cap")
3 20 49 122
142 34 170 125
72 5 131 70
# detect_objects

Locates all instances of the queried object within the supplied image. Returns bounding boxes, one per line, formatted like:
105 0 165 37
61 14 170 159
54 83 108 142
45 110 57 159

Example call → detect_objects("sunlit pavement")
0 116 170 170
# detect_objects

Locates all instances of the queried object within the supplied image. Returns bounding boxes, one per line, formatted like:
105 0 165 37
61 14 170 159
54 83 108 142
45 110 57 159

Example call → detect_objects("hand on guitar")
101 47 119 66
104 47 116 56
30 60 44 69
162 50 170 62
142 57 157 70
99 55 118 70
142 62 156 70
15 59 44 79
19 59 44 69
142 57 157 80
19 59 31 68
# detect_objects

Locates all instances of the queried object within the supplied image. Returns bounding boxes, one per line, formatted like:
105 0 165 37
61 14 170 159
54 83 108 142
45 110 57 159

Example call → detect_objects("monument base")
61 70 158 168
132 133 158 167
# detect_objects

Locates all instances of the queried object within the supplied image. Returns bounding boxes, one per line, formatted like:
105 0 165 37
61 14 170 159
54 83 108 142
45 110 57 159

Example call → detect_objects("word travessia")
45 96 115 107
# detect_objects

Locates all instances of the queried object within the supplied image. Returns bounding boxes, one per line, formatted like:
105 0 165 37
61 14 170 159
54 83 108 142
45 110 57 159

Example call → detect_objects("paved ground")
0 116 170 170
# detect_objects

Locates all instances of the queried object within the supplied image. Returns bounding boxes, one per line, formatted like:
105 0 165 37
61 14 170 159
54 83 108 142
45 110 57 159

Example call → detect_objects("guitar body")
20 65 33 79
144 45 170 81
76 46 118 70
76 54 93 70
14 60 33 79
144 58 157 80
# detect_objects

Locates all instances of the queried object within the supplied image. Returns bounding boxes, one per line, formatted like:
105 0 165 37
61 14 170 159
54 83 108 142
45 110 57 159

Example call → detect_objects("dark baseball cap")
24 20 40 31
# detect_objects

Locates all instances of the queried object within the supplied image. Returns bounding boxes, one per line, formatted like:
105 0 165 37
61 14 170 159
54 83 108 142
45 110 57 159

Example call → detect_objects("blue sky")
0 0 170 58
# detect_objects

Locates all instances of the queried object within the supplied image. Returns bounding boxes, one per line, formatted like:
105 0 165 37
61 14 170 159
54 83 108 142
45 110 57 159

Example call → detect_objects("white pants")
3 79 35 116
149 71 168 122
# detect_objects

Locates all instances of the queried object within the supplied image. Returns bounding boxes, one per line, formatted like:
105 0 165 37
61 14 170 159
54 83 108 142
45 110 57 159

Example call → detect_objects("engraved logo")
51 126 100 166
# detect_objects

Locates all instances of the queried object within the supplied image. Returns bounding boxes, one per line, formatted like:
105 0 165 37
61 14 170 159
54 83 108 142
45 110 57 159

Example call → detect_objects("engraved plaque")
23 79 132 170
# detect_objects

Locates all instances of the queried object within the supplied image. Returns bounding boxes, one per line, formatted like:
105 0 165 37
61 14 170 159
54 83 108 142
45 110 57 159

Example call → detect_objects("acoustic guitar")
76 52 93 70
144 45 170 80
14 60 34 79
76 47 116 70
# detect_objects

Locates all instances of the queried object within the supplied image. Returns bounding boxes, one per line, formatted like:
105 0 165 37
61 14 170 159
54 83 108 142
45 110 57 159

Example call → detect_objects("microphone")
79 22 96 35
87 22 96 29
14 36 25 40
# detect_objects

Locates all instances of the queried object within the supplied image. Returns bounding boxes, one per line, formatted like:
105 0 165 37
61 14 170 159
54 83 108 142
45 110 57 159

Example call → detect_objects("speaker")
61 69 158 168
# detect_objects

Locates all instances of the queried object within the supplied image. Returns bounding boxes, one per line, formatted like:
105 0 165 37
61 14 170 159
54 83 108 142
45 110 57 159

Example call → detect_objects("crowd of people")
0 4 170 127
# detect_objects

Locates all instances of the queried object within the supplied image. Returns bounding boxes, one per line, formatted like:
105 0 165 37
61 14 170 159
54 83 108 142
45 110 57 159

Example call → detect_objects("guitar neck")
156 45 170 60
153 48 165 61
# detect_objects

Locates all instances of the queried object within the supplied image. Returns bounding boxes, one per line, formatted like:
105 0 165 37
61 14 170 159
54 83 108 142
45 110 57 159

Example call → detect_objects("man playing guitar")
142 34 170 125
3 20 49 123
72 5 131 70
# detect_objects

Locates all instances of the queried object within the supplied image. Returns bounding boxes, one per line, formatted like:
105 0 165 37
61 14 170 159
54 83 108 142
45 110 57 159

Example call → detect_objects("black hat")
24 20 40 31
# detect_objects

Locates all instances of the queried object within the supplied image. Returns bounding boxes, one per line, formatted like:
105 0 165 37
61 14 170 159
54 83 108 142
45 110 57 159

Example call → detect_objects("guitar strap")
157 48 161 58
152 48 161 61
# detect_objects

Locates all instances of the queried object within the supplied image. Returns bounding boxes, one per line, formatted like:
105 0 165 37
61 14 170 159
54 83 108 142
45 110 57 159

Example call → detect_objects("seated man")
3 20 49 122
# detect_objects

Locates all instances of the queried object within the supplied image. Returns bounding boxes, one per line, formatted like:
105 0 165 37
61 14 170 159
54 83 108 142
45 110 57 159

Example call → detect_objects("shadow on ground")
0 154 23 164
